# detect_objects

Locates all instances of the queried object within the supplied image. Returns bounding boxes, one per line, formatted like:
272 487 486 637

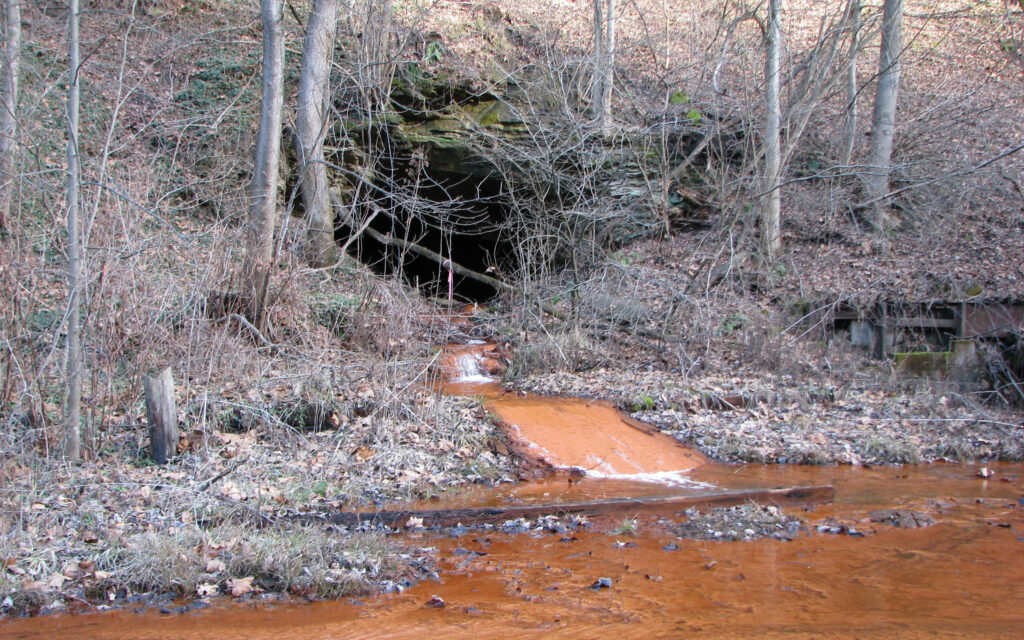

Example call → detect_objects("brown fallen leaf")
206 558 226 573
46 573 67 589
228 576 255 597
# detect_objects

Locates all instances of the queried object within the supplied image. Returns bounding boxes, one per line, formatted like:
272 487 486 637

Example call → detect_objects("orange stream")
5 350 1023 638
489 393 706 480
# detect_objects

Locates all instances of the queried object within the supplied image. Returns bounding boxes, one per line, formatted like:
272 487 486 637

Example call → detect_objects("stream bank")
4 461 1022 639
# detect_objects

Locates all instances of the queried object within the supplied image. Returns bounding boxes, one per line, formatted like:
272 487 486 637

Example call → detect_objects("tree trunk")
760 0 782 260
297 0 338 268
245 0 285 330
64 0 82 462
0 0 20 232
601 0 615 137
591 0 615 136
591 0 604 125
314 485 835 529
863 0 902 230
144 367 178 464
841 0 860 167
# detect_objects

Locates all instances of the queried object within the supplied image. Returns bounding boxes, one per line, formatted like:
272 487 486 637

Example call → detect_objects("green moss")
892 351 950 377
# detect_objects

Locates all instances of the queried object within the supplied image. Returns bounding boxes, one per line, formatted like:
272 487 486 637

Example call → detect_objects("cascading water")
439 341 708 487
453 350 496 383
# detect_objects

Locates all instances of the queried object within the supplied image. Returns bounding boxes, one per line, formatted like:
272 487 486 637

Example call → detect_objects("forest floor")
2 0 1024 623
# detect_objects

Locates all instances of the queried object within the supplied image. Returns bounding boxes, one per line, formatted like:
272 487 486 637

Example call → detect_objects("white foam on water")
583 469 715 488
454 352 497 383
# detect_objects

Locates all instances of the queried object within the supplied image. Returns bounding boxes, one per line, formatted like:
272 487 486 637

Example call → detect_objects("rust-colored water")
7 464 1022 639
5 346 1023 638
489 394 707 482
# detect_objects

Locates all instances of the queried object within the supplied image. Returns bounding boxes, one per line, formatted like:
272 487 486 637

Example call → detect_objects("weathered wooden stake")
143 367 178 464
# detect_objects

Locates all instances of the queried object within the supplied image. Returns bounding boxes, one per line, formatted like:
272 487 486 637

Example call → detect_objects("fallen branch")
330 193 511 294
305 485 835 529
218 313 279 351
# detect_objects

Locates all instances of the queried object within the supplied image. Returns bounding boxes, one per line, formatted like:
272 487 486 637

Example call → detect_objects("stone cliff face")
302 65 719 300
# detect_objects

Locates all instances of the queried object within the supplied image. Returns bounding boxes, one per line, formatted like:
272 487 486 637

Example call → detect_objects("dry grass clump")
91 525 399 602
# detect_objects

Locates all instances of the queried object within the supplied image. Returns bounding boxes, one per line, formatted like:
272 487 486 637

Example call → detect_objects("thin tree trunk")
245 0 285 330
297 0 337 268
841 0 860 166
0 0 19 232
863 0 902 230
591 0 604 126
601 0 615 137
760 0 782 260
65 0 82 461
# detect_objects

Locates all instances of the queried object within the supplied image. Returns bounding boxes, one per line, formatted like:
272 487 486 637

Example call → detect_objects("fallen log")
308 485 834 529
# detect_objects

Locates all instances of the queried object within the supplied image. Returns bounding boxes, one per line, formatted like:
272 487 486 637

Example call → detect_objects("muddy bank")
511 369 1024 464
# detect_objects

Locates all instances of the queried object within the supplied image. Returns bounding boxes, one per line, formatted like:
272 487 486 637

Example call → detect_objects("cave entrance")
337 162 516 302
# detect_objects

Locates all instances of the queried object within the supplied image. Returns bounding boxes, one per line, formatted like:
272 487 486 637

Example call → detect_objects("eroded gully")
5 343 1023 638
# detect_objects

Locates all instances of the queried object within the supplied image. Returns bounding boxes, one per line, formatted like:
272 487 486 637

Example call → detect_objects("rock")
424 595 446 608
588 577 613 590
869 509 935 528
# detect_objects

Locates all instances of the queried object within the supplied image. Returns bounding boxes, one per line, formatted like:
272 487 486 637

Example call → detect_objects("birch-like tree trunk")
245 0 285 330
297 0 337 268
0 0 19 232
863 0 902 230
591 0 615 136
760 0 782 260
601 0 615 137
591 0 604 125
65 0 82 461
841 0 860 166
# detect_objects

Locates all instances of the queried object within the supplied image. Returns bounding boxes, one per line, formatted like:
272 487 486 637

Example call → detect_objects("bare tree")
863 0 903 229
841 0 861 166
591 0 615 136
245 0 285 330
0 0 19 233
65 0 82 460
760 0 782 260
296 0 338 268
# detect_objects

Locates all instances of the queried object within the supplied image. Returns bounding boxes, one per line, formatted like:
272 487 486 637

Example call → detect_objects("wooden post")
144 367 178 464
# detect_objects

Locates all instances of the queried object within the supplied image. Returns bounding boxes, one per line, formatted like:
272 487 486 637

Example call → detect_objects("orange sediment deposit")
438 341 707 484
487 393 706 482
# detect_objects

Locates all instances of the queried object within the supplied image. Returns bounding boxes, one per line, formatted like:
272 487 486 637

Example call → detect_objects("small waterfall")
454 352 497 383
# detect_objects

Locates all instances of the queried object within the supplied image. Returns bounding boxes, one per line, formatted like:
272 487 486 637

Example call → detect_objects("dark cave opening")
336 165 515 302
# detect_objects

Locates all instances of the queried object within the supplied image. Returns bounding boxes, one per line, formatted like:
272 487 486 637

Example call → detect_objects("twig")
854 143 1024 210
198 456 248 493
216 313 279 351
